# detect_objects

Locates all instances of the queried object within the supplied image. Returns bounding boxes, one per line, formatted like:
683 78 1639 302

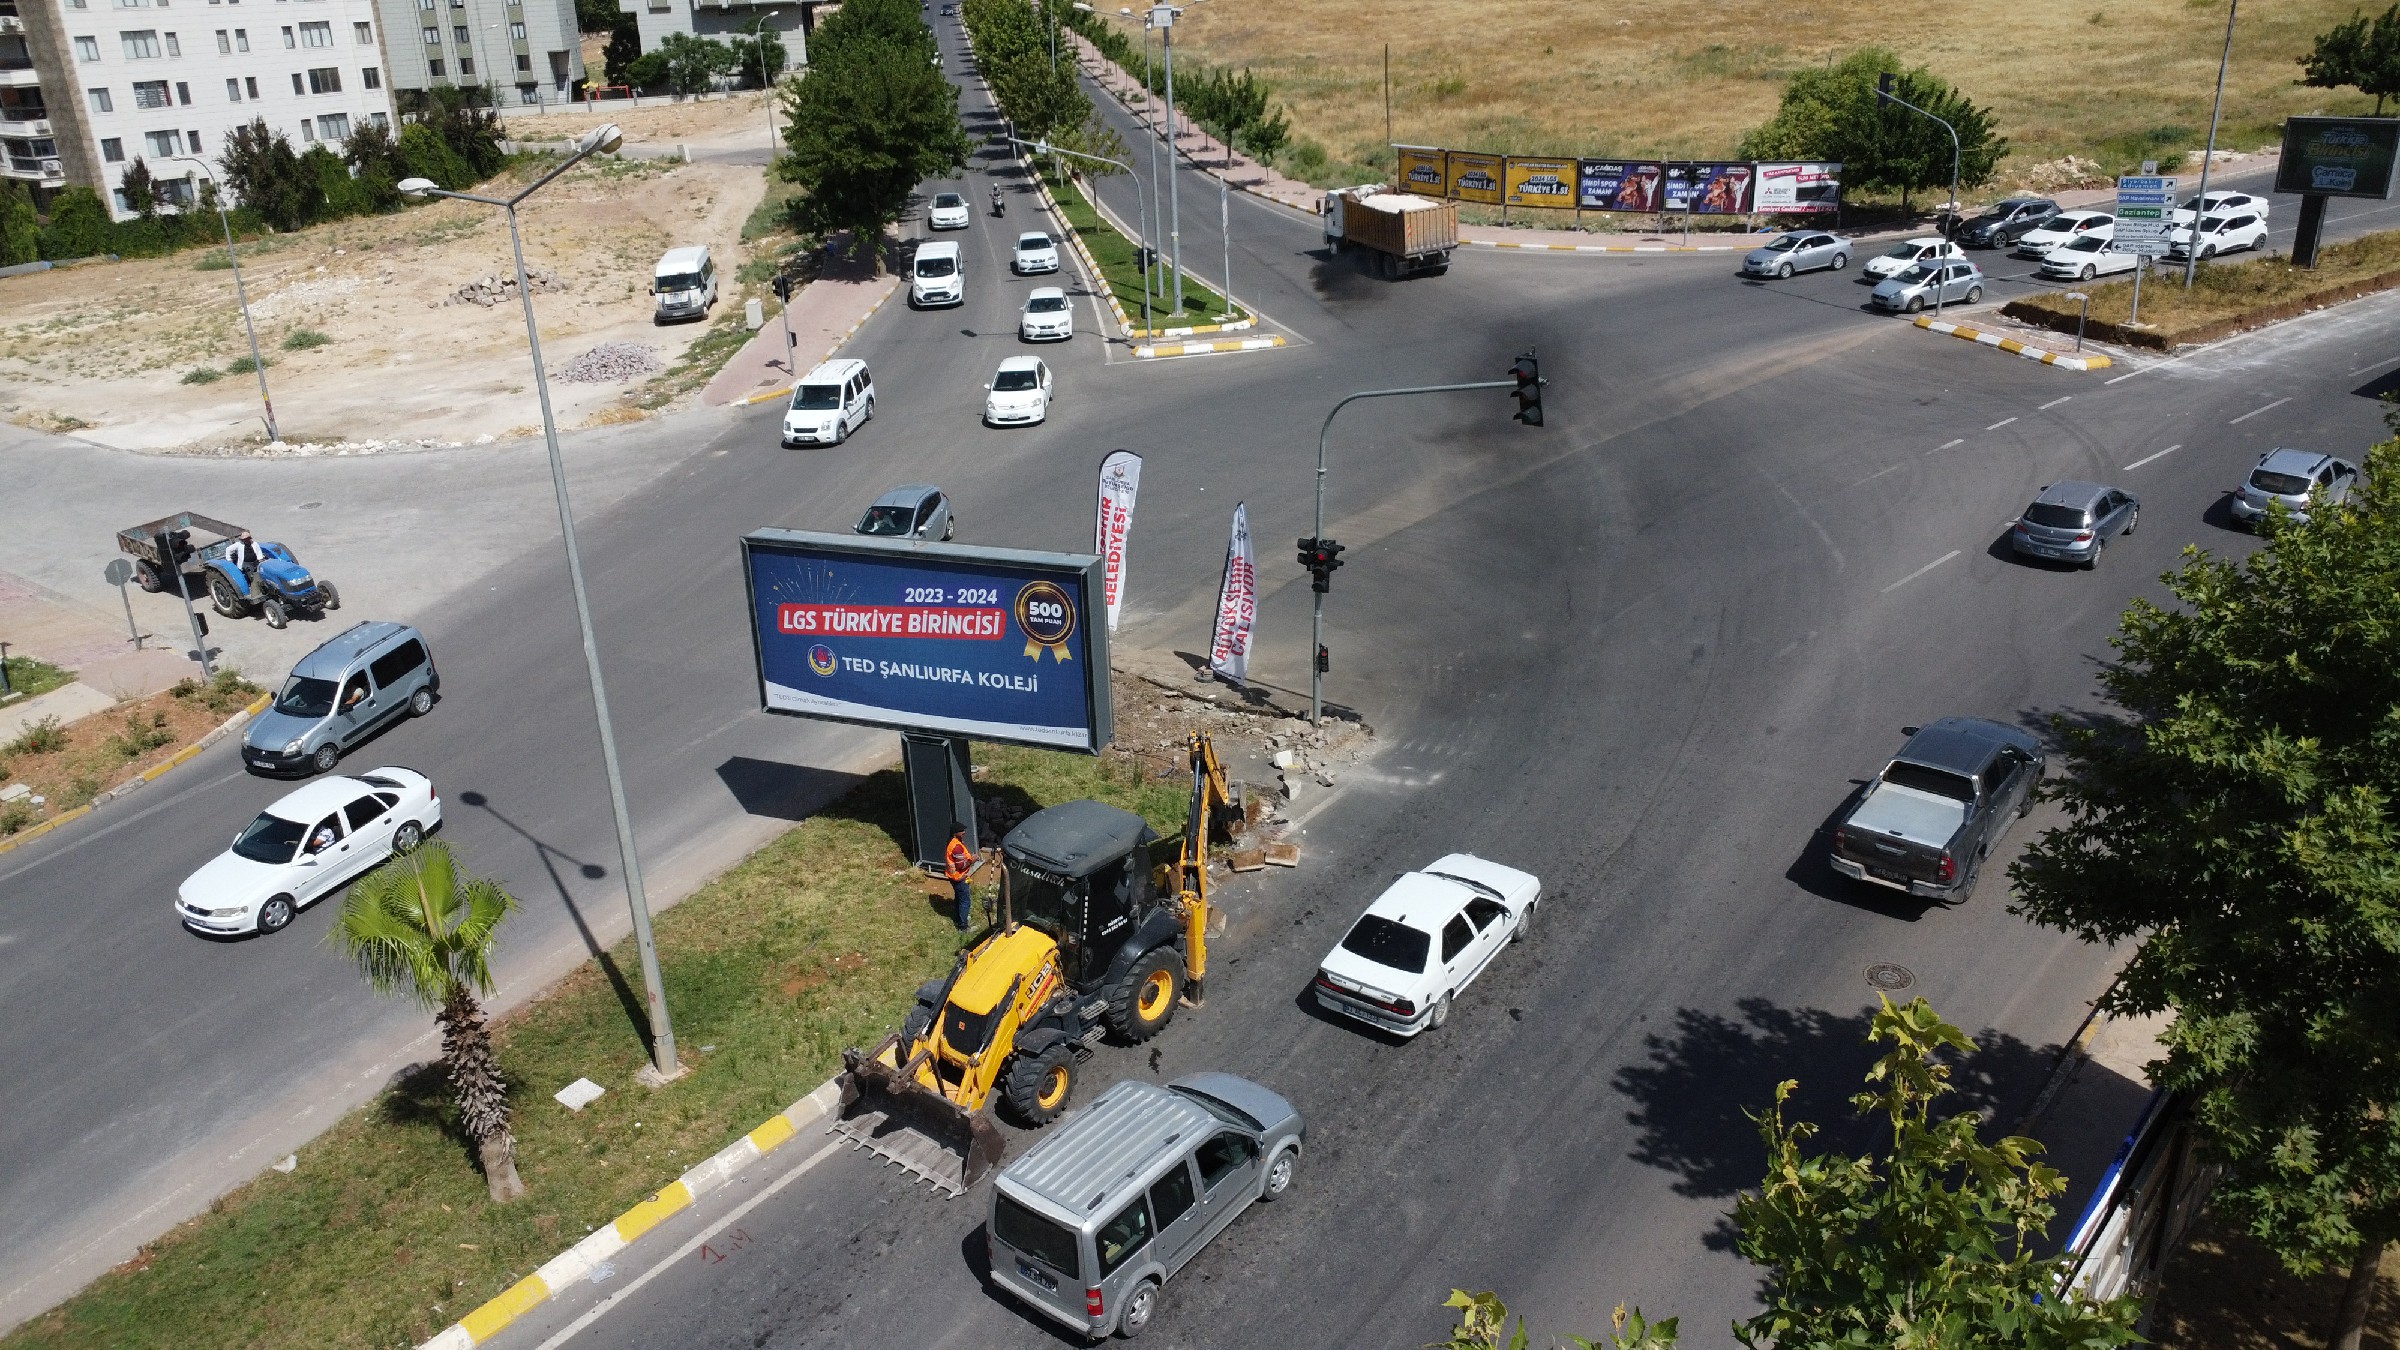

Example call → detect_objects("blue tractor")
116 511 341 630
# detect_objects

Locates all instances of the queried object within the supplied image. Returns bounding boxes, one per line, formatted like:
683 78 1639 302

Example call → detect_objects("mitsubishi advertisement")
1755 162 1842 213
741 530 1112 753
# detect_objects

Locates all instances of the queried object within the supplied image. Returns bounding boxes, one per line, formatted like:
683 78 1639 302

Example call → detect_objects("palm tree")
329 841 527 1202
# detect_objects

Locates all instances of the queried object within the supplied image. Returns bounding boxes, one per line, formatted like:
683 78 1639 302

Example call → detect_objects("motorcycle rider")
990 184 1005 218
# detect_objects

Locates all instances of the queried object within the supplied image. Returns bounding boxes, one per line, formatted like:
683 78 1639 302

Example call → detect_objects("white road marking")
1854 463 1903 485
531 1138 846 1350
2122 444 2183 471
1934 438 1964 451
2349 357 2400 376
2228 396 2290 424
2038 396 2072 410
2105 368 2144 385
1882 550 1961 594
1986 417 2017 431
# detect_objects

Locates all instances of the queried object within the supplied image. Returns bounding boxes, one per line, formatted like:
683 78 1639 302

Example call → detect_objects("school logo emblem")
809 644 837 677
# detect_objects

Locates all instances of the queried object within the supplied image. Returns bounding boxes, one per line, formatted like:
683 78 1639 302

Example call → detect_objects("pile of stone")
445 268 563 307
2016 155 2113 193
556 342 664 384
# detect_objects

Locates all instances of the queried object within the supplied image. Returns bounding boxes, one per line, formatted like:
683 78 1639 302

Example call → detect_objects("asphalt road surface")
7 17 2400 1342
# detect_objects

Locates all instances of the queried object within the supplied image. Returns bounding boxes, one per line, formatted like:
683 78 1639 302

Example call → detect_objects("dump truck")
1323 185 1457 278
832 732 1241 1195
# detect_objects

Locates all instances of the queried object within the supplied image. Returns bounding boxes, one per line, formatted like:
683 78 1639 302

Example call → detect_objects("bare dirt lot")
0 96 778 454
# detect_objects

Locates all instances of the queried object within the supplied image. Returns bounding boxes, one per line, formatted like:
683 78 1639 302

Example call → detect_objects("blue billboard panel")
742 530 1111 753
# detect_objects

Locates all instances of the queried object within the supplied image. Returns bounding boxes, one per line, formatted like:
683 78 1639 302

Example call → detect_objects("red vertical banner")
1207 502 1255 686
1093 450 1143 634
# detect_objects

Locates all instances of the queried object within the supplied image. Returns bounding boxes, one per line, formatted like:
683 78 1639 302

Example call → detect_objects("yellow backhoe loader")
831 732 1238 1195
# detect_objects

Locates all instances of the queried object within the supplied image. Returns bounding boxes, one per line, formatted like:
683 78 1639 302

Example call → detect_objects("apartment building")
7 0 394 220
371 0 581 109
613 0 802 77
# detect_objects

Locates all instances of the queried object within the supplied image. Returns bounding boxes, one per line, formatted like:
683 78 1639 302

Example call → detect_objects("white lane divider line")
1986 417 2018 431
1934 438 1965 452
1882 550 1962 594
2038 396 2072 411
2122 444 2183 471
2105 369 2143 385
2349 357 2400 377
1854 463 1904 486
2229 397 2290 424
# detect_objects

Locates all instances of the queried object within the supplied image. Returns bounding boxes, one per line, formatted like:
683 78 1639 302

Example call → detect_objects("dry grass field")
1160 0 2376 183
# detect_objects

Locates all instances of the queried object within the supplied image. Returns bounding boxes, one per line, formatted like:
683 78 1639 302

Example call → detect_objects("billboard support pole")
2293 193 2328 268
2185 0 2237 288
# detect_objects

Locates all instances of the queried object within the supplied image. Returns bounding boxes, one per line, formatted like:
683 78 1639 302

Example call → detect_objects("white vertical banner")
1207 502 1256 686
1093 450 1143 634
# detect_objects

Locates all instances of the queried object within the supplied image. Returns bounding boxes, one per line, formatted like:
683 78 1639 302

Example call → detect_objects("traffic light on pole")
1509 351 1543 427
1297 536 1345 592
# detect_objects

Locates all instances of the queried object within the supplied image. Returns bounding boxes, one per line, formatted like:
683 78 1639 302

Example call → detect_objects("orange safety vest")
944 837 975 883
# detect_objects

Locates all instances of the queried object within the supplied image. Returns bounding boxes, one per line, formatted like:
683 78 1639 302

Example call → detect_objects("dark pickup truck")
1830 717 2044 901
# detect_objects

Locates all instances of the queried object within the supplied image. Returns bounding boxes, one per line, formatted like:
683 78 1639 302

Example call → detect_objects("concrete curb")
1463 238 1745 254
420 1078 843 1349
0 691 269 858
1912 315 2114 371
1124 315 1256 339
1032 169 1261 360
1133 335 1288 359
733 278 903 409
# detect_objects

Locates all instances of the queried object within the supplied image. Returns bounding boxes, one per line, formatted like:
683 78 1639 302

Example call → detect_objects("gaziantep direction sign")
741 530 1112 754
2113 174 2176 258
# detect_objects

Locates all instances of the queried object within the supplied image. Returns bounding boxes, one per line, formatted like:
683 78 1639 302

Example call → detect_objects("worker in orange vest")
945 826 977 931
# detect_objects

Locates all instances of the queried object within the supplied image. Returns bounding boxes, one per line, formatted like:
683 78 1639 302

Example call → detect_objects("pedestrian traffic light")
1316 644 1330 674
1509 350 1543 427
1297 537 1345 592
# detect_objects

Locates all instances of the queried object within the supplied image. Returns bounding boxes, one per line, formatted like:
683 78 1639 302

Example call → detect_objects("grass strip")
2 742 1187 1350
2002 228 2400 346
1040 167 1243 328
0 655 75 705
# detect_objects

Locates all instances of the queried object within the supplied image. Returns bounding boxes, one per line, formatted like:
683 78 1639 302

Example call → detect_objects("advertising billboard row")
742 531 1113 754
1398 149 1840 214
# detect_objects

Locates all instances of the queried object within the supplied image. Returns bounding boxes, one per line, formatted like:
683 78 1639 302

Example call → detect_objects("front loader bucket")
831 1042 1007 1198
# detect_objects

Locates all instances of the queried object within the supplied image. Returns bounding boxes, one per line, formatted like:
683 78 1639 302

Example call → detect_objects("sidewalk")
2020 1005 2170 1242
0 569 192 708
700 233 901 409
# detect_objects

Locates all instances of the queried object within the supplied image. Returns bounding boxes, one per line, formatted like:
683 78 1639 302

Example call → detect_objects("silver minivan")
243 621 438 776
988 1074 1303 1340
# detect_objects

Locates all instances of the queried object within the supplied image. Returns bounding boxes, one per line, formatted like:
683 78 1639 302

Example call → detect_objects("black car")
1959 198 2059 249
1829 718 2044 902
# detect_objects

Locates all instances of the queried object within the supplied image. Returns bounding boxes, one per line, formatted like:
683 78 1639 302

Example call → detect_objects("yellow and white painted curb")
1135 335 1287 359
1913 315 2114 371
1464 237 1746 254
734 277 903 409
0 691 270 858
420 1079 843 1349
1123 315 1256 340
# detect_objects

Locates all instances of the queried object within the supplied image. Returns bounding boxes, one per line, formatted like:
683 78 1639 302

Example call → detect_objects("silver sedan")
1869 259 1984 312
1742 231 1851 279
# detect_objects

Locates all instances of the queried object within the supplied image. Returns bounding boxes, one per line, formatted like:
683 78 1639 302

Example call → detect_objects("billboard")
1665 161 1754 213
1503 156 1577 208
2276 117 2400 198
1754 162 1841 213
1579 160 1663 212
742 530 1112 754
1448 151 1504 205
1395 145 1447 198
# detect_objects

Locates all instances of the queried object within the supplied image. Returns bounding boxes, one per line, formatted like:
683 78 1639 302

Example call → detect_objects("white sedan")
1312 853 1541 1037
2171 190 2268 227
983 355 1052 426
178 768 441 936
927 191 971 231
2014 209 2113 257
1020 286 1074 341
1012 231 1061 275
1862 237 1965 281
2168 211 2268 260
2039 234 2141 281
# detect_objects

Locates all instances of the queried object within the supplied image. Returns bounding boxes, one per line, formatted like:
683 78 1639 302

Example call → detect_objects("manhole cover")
1865 963 1915 991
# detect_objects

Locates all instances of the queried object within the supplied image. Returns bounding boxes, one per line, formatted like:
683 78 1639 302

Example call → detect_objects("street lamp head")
396 176 439 197
580 123 625 156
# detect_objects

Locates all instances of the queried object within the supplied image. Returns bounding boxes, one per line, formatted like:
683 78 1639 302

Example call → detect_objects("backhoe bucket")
831 1040 1006 1198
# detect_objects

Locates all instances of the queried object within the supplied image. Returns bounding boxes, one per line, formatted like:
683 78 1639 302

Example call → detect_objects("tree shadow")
375 1057 527 1181
1612 997 2059 1251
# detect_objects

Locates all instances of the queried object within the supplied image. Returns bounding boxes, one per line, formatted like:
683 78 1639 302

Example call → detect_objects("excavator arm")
1176 731 1236 1006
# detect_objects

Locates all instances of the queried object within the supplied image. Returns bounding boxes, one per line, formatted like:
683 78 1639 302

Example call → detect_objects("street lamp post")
743 12 783 153
398 126 684 1085
1020 135 1150 335
1874 75 1962 316
2185 0 2238 288
171 157 278 444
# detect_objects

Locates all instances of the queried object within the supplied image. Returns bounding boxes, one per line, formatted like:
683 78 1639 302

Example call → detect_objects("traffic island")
0 672 267 852
2000 227 2400 350
1032 168 1265 353
1911 315 2114 372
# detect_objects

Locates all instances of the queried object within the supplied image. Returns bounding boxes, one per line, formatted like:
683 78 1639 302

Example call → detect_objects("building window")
289 70 301 92
234 26 248 49
114 0 151 6
368 110 387 129
244 74 258 96
88 87 115 112
416 0 431 9
160 177 194 207
279 24 293 46
421 26 435 43
451 24 466 43
361 65 379 88
187 128 200 150
317 112 346 138
101 136 125 161
224 76 239 98
426 56 442 75
298 19 328 45
507 21 524 38
175 79 190 102
306 65 338 92
145 128 179 155
519 83 537 104
132 78 170 106
214 27 228 51
120 30 161 57
456 55 473 74
163 32 180 55
514 52 529 72
77 35 103 60
353 20 370 42
298 116 313 141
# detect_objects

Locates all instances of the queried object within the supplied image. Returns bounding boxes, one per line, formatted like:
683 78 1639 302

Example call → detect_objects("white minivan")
782 358 876 447
652 245 716 323
911 240 964 308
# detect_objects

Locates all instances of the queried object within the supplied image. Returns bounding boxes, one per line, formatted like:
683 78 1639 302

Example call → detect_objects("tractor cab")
1000 799 1161 991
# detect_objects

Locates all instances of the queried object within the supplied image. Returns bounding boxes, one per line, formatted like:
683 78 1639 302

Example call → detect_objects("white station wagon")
177 768 441 936
1313 853 1541 1037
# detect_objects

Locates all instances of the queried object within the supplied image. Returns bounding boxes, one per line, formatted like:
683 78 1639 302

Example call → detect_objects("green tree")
732 17 789 89
330 842 527 1202
602 14 643 86
2011 437 2400 1350
780 0 966 265
220 117 322 231
343 119 408 212
399 121 476 191
573 0 619 32
38 186 114 258
119 157 161 218
1433 1293 1679 1350
0 179 38 266
1732 997 2142 1349
2301 6 2400 114
654 31 738 95
1738 50 2005 211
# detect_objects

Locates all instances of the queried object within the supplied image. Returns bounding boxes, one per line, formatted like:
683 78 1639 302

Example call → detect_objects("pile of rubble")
556 342 664 384
444 268 563 308
2015 155 2113 193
